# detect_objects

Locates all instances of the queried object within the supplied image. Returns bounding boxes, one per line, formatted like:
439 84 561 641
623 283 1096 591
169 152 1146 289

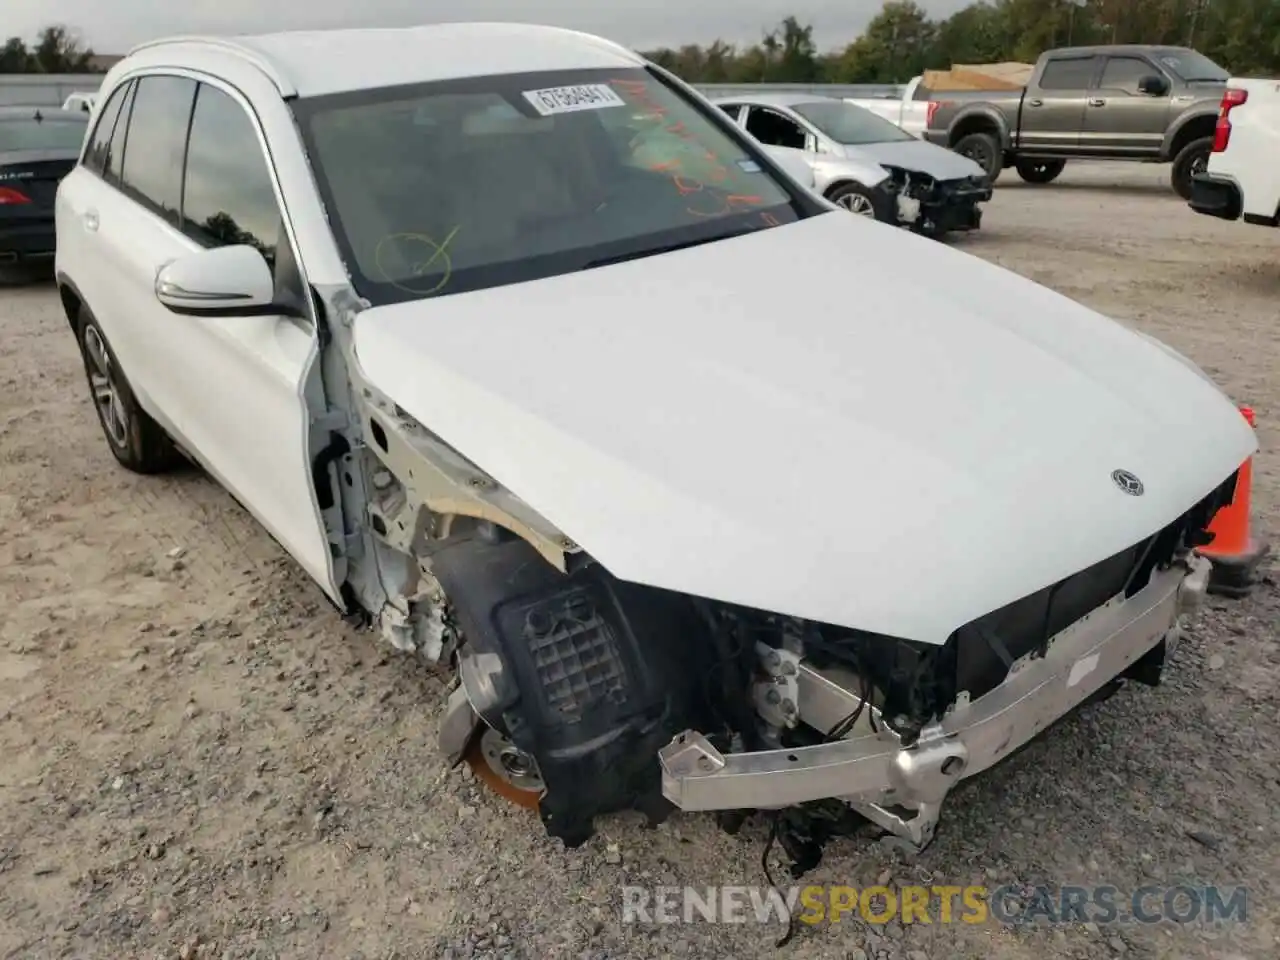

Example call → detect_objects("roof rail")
122 35 296 96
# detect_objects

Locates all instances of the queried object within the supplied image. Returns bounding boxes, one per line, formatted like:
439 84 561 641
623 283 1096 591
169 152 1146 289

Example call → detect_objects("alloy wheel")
82 325 128 448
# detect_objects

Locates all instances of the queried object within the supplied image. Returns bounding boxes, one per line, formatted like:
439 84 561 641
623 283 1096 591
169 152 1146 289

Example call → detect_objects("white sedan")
54 22 1255 867
713 92 991 236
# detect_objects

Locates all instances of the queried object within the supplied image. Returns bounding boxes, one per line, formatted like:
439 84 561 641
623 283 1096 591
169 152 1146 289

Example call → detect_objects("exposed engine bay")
306 283 1239 877
412 470 1227 872
883 166 991 236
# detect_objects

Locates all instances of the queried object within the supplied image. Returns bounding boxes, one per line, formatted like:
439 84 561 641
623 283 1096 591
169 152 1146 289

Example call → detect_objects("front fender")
812 155 891 193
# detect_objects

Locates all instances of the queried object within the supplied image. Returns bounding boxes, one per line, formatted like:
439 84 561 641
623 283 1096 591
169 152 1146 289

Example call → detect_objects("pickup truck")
1189 79 1280 228
844 76 934 138
925 44 1230 197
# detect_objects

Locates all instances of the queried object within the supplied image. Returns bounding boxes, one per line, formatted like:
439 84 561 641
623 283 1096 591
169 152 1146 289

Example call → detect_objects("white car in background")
713 92 991 237
61 92 97 113
54 22 1254 871
1189 79 1280 228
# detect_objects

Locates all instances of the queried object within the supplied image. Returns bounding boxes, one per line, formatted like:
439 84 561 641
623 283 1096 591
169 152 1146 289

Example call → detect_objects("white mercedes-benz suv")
54 22 1255 869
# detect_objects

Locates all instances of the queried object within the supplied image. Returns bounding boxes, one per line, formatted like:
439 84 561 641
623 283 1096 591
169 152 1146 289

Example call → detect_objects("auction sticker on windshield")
523 84 625 116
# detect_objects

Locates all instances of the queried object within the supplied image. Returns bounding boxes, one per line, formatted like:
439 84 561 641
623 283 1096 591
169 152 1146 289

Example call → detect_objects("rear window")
292 67 810 306
0 116 89 152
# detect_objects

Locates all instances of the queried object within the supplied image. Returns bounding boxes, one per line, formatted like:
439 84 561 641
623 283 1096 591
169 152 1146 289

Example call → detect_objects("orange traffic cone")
1200 406 1271 597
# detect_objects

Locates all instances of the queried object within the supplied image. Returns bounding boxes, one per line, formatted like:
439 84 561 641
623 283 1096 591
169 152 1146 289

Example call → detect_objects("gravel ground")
1 160 1277 960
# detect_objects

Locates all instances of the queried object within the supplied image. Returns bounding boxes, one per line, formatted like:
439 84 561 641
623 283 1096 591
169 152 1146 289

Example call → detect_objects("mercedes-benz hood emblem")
1111 469 1144 496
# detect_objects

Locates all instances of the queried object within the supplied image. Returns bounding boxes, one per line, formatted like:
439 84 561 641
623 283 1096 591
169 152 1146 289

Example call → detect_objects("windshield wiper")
581 226 763 270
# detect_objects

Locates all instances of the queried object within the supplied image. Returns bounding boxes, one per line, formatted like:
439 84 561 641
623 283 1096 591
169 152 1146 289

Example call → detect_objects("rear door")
1081 54 1172 156
1018 54 1100 153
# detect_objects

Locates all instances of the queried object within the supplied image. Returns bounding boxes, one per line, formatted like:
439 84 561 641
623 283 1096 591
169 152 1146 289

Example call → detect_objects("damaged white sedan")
55 23 1257 870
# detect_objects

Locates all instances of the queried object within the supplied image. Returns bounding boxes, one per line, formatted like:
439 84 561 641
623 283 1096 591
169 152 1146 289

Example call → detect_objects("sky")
10 0 974 56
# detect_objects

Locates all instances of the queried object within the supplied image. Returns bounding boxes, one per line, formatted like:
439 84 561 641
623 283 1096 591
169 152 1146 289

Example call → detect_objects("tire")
1015 159 1066 184
827 181 890 222
1171 135 1213 200
75 306 184 474
952 132 1003 182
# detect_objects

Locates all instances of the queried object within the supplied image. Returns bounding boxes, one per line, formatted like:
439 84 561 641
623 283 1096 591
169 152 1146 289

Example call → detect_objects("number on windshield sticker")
522 84 625 116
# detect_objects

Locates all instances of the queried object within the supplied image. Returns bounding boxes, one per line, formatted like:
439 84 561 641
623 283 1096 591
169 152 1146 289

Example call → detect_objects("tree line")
641 0 1280 84
1 26 97 73
4 3 1279 81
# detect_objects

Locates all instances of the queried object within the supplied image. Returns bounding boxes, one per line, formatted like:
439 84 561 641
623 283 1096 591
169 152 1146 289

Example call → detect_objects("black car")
0 106 90 273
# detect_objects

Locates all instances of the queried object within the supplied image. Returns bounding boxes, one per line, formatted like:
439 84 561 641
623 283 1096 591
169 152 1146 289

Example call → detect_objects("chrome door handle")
1027 98 1044 107
83 210 99 231
1088 98 1106 107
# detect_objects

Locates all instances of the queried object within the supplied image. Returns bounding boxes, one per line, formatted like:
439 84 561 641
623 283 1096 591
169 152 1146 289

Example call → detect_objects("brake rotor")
464 726 545 810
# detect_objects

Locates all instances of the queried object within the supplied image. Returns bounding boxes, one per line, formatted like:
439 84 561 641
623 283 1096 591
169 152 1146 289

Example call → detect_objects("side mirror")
1138 74 1169 96
154 244 278 316
762 146 816 189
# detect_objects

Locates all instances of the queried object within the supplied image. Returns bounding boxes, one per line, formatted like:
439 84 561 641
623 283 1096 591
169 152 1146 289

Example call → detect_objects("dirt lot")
1 161 1277 960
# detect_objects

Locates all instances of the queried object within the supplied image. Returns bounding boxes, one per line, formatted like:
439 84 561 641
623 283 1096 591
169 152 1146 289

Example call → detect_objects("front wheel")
1015 159 1066 184
952 132 1003 182
827 181 889 221
1171 136 1213 200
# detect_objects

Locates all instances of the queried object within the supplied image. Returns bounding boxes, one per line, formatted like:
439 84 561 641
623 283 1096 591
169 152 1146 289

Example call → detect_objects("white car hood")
845 138 986 181
352 212 1256 645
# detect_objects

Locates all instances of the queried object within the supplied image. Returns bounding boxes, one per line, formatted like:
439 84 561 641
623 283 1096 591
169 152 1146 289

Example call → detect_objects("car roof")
124 22 646 99
0 106 88 121
710 92 843 110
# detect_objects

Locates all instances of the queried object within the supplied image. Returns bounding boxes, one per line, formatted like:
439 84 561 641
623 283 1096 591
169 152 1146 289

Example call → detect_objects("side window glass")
717 104 742 122
745 108 807 150
1039 57 1099 90
83 82 128 174
119 75 197 226
1098 57 1157 94
105 81 136 184
181 83 282 268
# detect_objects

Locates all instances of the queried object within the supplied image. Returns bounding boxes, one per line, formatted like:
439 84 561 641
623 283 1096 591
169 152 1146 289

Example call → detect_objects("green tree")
0 25 95 73
833 1 939 82
0 37 31 72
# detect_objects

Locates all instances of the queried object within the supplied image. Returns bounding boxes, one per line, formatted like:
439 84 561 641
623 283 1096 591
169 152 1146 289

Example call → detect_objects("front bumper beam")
658 555 1208 847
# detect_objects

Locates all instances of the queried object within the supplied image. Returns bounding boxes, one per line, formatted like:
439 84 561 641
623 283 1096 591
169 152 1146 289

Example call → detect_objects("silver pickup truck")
925 44 1229 198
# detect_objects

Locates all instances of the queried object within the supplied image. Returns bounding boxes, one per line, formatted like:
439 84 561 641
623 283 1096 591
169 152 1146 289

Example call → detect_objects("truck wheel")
953 132 1003 182
76 306 184 474
827 181 889 222
1015 159 1066 184
1171 136 1213 200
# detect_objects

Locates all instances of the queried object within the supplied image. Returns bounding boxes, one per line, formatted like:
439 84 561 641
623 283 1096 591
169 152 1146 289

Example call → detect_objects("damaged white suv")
55 23 1257 868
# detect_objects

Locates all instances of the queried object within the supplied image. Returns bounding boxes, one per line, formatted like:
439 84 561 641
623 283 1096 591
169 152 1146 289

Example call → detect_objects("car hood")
845 138 986 181
352 212 1256 645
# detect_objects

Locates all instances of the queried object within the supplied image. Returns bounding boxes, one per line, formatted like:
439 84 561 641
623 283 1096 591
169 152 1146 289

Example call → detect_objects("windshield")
0 116 88 152
1155 49 1229 82
790 100 914 145
294 67 809 306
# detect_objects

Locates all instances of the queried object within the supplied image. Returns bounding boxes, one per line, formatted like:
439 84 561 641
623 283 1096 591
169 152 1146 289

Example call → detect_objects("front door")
76 71 339 602
1080 54 1172 156
743 106 815 163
